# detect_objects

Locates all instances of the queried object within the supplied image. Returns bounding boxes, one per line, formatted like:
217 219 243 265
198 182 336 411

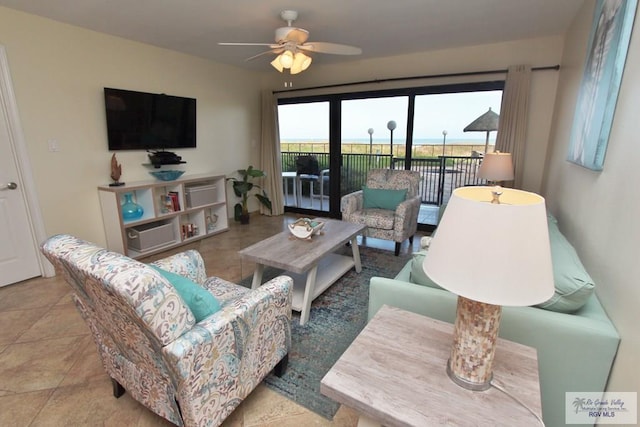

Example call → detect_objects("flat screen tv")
104 87 196 151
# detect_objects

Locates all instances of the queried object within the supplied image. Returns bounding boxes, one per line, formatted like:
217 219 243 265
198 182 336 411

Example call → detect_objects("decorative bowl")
149 170 185 181
288 218 325 240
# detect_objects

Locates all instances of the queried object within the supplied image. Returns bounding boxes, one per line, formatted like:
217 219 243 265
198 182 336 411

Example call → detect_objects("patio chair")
295 155 329 210
341 169 421 256
311 168 330 210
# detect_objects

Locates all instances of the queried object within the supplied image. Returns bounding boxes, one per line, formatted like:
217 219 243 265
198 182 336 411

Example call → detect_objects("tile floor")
0 213 425 426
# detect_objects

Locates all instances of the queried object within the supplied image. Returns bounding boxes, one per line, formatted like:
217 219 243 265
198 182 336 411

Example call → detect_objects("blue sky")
278 90 503 141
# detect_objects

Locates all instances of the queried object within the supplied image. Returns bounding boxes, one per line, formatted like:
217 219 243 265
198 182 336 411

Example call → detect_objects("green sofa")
368 216 620 427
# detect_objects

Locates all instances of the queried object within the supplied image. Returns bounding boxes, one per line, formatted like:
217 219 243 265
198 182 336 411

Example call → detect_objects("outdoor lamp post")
442 130 448 156
368 128 374 167
387 120 396 169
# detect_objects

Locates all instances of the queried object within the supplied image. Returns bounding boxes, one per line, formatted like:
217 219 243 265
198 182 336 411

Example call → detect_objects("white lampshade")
290 52 312 74
478 152 514 182
270 56 284 72
279 50 294 68
423 186 554 306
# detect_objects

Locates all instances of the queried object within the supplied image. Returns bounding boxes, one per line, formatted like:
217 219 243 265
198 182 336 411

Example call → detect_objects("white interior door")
0 48 42 287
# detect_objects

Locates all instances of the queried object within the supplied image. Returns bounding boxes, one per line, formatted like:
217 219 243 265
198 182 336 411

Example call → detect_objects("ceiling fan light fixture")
290 52 312 74
279 50 294 68
220 10 361 73
270 57 284 72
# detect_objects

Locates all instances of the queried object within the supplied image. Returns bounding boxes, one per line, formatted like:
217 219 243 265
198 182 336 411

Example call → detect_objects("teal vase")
121 193 143 220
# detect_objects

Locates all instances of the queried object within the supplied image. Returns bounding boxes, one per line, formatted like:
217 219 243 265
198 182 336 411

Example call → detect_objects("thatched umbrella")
463 108 499 154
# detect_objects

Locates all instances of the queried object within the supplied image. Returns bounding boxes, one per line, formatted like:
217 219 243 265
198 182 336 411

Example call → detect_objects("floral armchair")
41 234 292 427
341 169 421 255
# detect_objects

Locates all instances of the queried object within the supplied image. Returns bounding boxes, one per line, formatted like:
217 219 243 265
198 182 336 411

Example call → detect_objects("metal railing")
281 152 485 207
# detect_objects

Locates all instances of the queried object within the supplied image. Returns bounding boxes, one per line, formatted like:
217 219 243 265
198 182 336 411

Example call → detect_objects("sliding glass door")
412 90 503 223
278 101 331 212
277 81 504 227
340 96 409 197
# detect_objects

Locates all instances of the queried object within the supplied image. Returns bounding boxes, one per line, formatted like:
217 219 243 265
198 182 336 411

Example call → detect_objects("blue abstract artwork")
567 0 637 170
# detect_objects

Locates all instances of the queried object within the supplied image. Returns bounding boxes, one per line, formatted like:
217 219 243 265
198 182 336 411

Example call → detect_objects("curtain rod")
273 64 559 94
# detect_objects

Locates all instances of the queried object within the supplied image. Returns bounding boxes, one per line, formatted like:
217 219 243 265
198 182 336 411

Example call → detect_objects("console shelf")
98 173 228 258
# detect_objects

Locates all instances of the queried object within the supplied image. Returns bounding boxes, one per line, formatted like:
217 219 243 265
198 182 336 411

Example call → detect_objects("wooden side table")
321 305 543 426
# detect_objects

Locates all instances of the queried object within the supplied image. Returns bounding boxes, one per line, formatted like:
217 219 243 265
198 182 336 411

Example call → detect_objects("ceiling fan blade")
275 27 309 44
218 42 280 48
245 48 284 62
299 42 362 55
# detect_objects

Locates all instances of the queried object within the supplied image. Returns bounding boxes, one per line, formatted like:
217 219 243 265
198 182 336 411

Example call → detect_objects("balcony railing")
282 152 485 208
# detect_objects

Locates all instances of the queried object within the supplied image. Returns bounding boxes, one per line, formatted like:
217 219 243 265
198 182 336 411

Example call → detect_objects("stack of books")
160 191 181 213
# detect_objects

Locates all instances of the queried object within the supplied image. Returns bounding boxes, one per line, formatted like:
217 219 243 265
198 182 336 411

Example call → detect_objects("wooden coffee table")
238 218 366 325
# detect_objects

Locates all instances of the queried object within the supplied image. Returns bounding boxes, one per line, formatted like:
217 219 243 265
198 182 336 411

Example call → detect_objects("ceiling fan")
218 10 362 74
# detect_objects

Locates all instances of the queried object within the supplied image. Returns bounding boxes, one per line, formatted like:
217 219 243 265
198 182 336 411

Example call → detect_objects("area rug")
239 245 411 420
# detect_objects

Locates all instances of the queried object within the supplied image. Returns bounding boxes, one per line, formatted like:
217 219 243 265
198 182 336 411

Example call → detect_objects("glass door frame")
279 96 343 218
277 80 505 225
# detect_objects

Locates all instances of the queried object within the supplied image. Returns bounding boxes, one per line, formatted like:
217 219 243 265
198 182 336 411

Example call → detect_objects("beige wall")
0 6 262 246
5 0 635 403
1 6 566 251
543 0 640 397
267 36 565 192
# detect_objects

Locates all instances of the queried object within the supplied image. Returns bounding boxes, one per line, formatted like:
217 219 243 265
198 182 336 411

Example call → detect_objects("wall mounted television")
104 87 196 151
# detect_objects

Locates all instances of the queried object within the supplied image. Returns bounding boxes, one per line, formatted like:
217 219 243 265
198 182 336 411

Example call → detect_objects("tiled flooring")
0 213 425 426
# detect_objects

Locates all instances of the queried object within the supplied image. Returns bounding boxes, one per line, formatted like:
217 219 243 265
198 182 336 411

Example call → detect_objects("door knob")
1 182 17 190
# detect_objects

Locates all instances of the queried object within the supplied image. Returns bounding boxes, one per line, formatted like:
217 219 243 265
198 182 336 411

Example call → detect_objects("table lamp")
478 151 514 183
478 151 514 203
423 186 554 391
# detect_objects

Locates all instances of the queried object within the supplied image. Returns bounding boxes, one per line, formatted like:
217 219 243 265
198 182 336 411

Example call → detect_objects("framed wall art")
567 0 637 171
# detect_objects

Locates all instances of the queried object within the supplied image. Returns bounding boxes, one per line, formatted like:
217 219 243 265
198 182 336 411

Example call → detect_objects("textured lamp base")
448 296 502 391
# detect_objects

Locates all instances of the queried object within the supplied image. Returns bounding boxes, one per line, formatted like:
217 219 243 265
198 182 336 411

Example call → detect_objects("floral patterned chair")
341 169 421 255
41 234 292 427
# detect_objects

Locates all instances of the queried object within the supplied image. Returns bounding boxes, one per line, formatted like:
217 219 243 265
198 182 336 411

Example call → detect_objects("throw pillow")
362 186 408 210
409 249 443 290
150 265 221 322
535 219 595 313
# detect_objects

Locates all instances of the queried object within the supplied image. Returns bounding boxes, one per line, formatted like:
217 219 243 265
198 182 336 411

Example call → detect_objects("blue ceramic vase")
121 193 143 220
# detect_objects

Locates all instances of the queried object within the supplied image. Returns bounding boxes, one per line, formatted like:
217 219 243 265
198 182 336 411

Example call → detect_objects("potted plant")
226 166 272 224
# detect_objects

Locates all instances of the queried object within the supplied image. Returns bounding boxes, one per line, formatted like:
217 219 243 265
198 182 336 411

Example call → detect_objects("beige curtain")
495 64 531 189
259 90 284 216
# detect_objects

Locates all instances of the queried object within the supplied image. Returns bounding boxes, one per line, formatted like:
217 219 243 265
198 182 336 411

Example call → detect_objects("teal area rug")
239 246 411 420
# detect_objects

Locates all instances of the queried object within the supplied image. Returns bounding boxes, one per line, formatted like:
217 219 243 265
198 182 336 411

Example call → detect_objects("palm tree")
572 397 587 413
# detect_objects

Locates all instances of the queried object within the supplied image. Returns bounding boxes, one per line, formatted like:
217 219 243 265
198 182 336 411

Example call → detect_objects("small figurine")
206 213 218 232
109 153 124 186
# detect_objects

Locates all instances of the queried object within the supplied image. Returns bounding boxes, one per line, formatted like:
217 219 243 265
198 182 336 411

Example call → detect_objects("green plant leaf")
246 168 266 178
255 192 272 213
233 181 253 194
